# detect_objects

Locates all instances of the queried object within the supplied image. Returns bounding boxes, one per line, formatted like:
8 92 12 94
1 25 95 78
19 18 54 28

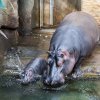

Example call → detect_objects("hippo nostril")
44 77 52 85
51 79 65 87
51 74 65 86
57 62 63 67
51 81 57 85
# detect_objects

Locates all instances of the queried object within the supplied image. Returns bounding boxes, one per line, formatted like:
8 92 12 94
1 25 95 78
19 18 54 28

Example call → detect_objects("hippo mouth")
43 84 67 91
43 62 66 88
43 81 64 88
43 73 65 88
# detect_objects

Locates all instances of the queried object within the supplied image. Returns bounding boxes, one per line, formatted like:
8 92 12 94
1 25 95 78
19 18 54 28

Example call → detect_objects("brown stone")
1 0 18 28
82 0 100 25
18 0 34 36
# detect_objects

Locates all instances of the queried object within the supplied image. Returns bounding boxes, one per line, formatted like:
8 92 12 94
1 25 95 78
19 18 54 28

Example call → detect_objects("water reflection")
0 75 100 100
0 31 100 100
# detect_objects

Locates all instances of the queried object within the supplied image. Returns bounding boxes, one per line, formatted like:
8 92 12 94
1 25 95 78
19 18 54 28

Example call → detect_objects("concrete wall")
0 0 18 63
1 0 100 33
0 0 18 28
18 0 34 36
32 0 81 28
82 0 100 25
53 0 81 25
34 0 100 26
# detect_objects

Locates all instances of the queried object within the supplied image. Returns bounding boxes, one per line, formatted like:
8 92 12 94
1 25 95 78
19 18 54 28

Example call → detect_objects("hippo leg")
72 57 84 78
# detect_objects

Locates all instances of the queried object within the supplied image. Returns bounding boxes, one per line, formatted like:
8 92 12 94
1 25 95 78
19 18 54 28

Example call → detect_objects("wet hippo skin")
17 58 48 85
43 11 100 87
18 11 100 88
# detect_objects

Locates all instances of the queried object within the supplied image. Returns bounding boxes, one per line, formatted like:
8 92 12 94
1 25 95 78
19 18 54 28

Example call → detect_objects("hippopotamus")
43 11 100 87
17 58 48 85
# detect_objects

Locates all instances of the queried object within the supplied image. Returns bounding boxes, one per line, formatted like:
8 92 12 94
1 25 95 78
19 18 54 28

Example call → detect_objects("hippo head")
17 67 35 85
43 49 76 88
17 58 48 85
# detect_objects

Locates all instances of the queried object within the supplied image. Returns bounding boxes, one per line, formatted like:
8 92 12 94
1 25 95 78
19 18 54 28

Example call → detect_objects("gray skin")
17 58 48 85
43 11 100 87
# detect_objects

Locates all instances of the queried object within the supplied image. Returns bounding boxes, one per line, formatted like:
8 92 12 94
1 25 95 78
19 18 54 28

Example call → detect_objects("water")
0 75 100 100
0 30 100 100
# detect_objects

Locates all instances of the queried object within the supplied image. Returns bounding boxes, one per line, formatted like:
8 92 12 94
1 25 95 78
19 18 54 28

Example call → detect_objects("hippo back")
50 11 100 56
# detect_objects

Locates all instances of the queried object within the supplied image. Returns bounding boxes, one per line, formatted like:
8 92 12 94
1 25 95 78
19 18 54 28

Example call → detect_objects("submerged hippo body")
18 58 48 85
44 11 100 87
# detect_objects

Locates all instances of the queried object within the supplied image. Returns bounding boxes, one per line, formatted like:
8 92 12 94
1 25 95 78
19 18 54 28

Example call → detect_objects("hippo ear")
69 48 76 58
68 48 74 54
47 51 52 55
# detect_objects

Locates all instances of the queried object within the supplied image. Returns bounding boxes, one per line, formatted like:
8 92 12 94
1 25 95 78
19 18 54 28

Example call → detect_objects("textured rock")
18 0 34 35
1 0 18 28
82 0 100 25
52 0 81 25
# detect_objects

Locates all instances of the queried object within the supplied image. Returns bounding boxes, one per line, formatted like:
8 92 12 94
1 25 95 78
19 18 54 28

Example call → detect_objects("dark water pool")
0 76 100 100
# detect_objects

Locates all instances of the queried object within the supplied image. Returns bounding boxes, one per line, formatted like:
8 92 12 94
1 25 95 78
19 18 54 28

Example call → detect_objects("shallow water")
0 30 100 100
0 76 100 100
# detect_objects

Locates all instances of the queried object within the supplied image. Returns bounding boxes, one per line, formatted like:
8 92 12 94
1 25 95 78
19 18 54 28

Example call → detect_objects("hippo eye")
48 58 54 66
60 54 64 58
22 73 25 77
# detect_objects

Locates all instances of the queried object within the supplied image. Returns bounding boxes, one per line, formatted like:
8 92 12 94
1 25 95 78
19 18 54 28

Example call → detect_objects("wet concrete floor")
2 28 100 78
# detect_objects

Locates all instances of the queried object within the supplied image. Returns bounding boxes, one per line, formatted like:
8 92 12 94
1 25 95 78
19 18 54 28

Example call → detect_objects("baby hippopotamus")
43 11 100 87
17 58 48 85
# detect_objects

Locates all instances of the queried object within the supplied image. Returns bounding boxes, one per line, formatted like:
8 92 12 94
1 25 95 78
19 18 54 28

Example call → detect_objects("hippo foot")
72 68 83 78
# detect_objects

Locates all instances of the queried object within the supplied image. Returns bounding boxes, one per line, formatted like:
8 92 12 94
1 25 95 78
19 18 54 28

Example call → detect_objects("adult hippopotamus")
17 58 48 85
43 11 100 87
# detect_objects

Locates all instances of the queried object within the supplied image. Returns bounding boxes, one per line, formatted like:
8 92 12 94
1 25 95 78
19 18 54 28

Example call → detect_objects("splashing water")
3 47 23 75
